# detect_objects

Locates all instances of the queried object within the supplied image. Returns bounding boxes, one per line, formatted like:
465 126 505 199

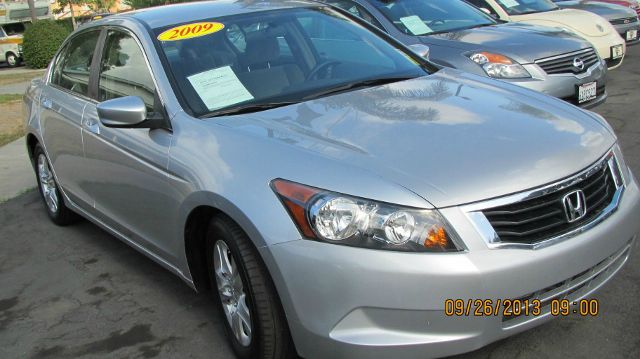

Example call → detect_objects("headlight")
271 179 464 252
469 52 531 79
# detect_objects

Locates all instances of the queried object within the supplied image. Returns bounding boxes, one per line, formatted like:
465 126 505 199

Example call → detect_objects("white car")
467 0 627 69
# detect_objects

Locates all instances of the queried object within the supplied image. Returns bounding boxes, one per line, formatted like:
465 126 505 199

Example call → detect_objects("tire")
33 144 79 225
6 52 19 68
206 215 295 359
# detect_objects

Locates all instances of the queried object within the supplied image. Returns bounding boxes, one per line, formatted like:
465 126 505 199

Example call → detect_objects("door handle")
83 117 100 135
41 97 52 109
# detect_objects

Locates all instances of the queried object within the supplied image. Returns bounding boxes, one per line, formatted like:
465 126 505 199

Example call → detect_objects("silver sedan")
23 1 640 358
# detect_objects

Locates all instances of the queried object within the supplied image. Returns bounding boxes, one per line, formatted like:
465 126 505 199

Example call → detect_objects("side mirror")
408 44 430 60
97 96 150 128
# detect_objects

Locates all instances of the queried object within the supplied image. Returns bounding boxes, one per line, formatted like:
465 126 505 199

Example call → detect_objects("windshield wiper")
302 77 416 101
440 22 495 34
202 101 298 118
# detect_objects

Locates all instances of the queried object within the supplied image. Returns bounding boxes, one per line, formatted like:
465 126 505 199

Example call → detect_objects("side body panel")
39 85 92 207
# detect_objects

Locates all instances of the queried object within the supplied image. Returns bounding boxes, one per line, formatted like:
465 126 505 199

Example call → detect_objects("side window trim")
88 28 108 100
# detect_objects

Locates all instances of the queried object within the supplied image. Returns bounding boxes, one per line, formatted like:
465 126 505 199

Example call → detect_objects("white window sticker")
498 0 519 8
399 16 433 36
187 66 254 111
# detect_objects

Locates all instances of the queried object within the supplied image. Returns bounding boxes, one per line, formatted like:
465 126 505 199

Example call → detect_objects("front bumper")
613 22 640 46
591 32 627 69
508 59 607 109
265 172 640 359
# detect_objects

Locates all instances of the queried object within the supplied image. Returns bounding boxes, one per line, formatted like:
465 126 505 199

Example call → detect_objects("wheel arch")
181 193 274 293
26 133 39 166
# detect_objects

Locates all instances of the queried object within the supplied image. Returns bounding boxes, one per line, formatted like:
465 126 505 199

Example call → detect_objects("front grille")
502 240 632 326
482 160 616 245
535 48 599 75
610 16 639 26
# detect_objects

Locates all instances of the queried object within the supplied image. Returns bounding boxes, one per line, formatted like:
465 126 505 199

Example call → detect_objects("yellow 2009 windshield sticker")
158 22 224 41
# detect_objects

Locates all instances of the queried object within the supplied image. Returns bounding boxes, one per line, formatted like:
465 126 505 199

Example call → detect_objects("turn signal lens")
271 180 319 238
425 227 448 249
470 52 512 65
469 52 531 79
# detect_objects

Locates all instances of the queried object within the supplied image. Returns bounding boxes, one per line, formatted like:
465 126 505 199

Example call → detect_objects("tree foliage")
90 0 117 12
123 0 190 9
22 20 71 69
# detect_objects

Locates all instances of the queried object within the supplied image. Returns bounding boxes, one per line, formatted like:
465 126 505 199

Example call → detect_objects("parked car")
0 22 25 67
587 0 640 16
319 0 608 107
466 0 628 69
24 1 640 358
552 1 640 46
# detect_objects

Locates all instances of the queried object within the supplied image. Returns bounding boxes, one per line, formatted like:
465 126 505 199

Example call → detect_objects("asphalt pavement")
1 47 639 358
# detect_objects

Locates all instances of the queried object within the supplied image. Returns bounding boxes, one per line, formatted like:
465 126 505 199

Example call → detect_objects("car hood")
216 69 616 208
512 8 614 37
420 22 589 64
556 1 638 20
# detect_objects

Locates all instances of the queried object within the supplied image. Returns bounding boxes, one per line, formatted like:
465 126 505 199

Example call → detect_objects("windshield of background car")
370 0 496 36
2 23 26 36
153 7 429 117
495 0 558 15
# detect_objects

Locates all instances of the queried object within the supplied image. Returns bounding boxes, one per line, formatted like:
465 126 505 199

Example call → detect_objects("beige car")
467 0 627 69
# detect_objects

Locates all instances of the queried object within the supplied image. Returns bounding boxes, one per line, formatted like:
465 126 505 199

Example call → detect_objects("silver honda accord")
23 1 640 358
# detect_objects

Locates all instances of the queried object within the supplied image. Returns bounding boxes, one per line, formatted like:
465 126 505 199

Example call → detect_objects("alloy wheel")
213 240 252 346
37 154 58 213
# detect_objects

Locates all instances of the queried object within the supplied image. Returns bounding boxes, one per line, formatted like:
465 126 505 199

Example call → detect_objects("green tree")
53 0 80 30
89 0 117 12
123 0 190 10
22 20 71 68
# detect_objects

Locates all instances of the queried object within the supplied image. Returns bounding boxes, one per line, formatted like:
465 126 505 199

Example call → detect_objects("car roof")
110 0 321 29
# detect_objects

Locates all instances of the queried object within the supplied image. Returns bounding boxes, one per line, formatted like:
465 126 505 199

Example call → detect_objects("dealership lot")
1 45 639 358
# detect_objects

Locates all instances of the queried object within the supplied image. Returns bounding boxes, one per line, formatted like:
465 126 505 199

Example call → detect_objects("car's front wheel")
206 216 295 359
33 144 78 225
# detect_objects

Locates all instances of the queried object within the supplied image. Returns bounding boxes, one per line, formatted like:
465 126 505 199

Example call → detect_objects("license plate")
578 82 597 104
627 29 638 41
611 44 624 59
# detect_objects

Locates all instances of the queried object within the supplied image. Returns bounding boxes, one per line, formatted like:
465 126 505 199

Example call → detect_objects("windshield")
154 7 429 117
2 23 26 36
370 0 496 36
494 0 559 15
